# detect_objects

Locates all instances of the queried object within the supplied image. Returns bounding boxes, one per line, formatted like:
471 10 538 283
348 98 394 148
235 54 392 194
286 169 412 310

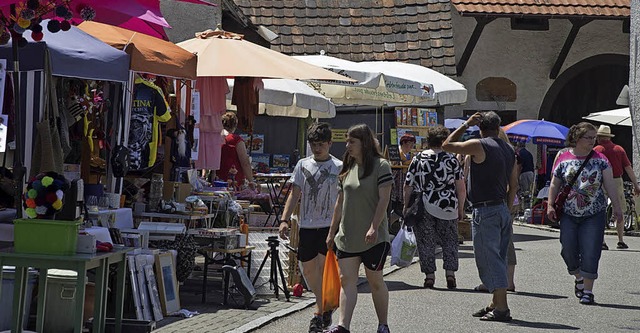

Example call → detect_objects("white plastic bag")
390 224 417 267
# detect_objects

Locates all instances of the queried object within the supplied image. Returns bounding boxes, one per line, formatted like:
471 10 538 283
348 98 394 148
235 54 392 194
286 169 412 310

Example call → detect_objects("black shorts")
297 227 330 262
335 241 391 271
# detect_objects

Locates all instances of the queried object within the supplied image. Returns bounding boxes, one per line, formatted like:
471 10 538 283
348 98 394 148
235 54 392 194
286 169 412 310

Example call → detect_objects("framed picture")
155 252 180 315
127 255 144 320
272 154 290 169
144 265 164 321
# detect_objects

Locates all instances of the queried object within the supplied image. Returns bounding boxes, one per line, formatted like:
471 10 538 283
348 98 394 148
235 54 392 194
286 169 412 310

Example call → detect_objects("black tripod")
252 236 290 301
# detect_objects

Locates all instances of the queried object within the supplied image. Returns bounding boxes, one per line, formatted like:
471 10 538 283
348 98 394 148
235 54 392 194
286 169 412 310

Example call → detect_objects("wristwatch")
462 122 470 129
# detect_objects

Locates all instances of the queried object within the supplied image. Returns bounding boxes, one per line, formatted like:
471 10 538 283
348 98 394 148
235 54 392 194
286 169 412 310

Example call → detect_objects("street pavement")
152 224 640 332
250 224 640 333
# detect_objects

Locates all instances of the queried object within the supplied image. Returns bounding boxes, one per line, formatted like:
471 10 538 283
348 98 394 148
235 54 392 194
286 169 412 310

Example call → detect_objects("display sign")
387 145 401 162
331 129 347 143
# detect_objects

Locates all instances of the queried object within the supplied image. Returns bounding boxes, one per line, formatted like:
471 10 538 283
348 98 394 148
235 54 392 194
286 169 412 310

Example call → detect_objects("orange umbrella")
177 29 354 81
78 21 197 79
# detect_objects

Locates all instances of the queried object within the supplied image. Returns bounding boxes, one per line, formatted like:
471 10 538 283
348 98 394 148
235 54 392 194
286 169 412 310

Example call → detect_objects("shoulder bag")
551 150 594 221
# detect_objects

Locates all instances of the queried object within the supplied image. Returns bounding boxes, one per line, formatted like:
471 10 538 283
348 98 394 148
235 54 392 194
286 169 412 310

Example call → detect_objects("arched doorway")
540 54 629 125
540 53 631 156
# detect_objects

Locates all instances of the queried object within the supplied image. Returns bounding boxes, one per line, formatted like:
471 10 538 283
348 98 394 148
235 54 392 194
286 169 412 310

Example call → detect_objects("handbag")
551 150 594 221
403 152 439 226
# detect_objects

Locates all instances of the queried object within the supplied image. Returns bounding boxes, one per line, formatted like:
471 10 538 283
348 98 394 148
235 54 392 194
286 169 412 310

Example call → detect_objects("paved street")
252 225 640 333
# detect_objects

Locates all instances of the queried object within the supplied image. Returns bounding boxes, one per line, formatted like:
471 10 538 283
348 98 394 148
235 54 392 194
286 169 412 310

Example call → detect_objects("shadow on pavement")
595 302 640 311
360 280 424 293
510 290 568 300
512 233 557 243
506 319 579 330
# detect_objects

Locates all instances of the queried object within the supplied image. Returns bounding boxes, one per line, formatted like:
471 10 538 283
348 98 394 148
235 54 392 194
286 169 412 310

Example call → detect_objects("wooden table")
197 246 255 304
0 247 131 333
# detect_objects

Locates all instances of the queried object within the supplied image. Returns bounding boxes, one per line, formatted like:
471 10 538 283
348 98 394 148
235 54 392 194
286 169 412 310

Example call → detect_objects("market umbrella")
582 107 632 127
295 54 467 106
176 29 354 81
78 20 197 79
225 79 336 119
503 119 569 146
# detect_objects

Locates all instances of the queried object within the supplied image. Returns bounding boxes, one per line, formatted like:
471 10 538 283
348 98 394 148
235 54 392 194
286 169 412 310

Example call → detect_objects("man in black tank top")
442 111 519 322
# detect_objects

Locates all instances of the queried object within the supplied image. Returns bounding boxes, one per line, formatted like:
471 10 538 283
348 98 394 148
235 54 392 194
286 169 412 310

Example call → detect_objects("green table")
0 247 131 333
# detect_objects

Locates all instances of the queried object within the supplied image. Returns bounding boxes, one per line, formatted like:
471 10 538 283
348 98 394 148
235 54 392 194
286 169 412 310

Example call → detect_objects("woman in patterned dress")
403 125 466 289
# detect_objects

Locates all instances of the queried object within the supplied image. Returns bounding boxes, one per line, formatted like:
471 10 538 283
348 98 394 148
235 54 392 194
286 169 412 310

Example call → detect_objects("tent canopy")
78 21 198 80
0 20 129 82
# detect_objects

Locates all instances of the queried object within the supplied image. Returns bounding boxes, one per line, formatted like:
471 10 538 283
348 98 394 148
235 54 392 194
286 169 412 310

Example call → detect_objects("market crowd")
277 110 635 333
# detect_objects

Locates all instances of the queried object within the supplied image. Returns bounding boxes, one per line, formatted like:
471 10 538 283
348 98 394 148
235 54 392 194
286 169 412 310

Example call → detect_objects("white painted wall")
447 9 630 120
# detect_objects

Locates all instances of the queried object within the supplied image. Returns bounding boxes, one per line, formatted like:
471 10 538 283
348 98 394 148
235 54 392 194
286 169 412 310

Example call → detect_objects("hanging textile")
194 77 228 170
128 76 171 170
231 77 263 134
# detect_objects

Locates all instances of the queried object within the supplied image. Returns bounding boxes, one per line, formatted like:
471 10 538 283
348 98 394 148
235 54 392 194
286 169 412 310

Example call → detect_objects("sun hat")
399 133 416 144
596 125 615 137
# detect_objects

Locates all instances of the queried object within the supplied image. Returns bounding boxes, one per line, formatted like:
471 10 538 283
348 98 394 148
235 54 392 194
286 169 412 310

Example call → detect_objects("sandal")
579 292 595 305
574 279 584 298
480 309 512 322
473 284 489 292
446 275 457 289
424 276 435 289
472 307 493 317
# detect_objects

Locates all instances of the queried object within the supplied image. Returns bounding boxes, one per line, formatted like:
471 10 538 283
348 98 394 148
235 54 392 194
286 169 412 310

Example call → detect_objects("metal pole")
10 4 24 217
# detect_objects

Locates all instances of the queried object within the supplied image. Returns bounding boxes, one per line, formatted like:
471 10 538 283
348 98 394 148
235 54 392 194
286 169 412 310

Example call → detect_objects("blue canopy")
0 20 130 82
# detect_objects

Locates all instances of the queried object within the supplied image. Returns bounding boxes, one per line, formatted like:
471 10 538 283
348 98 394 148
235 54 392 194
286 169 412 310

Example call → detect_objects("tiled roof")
233 0 457 76
452 0 630 18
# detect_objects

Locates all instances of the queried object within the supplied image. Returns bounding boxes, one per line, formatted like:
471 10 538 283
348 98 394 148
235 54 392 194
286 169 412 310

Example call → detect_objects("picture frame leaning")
155 252 181 315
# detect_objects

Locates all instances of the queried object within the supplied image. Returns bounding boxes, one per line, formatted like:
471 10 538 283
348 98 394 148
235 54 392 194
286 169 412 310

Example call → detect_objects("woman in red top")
217 112 255 188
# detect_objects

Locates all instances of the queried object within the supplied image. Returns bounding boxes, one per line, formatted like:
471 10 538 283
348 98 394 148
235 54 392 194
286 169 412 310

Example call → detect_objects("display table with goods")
0 247 131 333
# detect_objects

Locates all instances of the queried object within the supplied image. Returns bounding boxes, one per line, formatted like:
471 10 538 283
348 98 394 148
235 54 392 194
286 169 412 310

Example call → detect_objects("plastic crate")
13 219 80 255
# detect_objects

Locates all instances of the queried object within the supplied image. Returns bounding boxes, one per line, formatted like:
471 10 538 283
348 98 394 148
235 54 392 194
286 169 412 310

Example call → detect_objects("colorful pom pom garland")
22 171 69 219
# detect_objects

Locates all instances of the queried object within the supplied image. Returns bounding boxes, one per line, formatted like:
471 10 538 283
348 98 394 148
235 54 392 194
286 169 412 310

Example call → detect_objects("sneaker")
321 310 333 328
602 242 609 250
309 316 323 333
377 324 390 333
617 241 629 249
324 325 350 333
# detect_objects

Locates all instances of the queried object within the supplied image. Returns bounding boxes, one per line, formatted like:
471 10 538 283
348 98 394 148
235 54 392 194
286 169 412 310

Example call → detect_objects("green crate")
13 219 80 256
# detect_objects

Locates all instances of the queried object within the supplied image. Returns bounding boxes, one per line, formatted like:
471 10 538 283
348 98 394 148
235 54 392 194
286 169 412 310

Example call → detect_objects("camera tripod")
252 236 290 301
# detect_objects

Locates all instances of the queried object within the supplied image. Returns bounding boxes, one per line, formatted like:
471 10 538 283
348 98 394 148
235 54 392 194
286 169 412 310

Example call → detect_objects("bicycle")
606 181 639 231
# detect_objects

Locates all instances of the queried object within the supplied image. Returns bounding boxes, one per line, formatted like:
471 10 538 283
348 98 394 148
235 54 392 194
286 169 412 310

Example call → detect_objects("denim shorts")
559 211 606 280
471 203 512 292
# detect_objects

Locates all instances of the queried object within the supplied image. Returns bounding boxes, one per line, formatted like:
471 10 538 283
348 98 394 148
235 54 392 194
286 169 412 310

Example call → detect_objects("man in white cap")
594 125 640 249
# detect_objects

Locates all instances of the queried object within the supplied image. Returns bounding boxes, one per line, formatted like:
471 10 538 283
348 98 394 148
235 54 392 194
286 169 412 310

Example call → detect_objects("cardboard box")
162 181 192 202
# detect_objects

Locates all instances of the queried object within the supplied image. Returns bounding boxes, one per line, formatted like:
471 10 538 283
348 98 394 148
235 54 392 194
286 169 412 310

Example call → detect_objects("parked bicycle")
606 181 638 231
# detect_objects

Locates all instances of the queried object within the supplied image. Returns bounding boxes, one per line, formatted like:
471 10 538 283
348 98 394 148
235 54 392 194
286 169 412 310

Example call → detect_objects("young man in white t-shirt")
279 122 342 333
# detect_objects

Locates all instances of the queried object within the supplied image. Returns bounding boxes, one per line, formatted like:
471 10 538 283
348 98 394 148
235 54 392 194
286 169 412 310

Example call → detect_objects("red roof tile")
451 0 630 18
233 0 457 76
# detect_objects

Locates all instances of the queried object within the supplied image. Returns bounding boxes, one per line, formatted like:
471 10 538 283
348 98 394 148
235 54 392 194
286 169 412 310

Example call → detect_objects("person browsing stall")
442 111 519 322
325 124 393 333
278 123 342 333
216 112 255 189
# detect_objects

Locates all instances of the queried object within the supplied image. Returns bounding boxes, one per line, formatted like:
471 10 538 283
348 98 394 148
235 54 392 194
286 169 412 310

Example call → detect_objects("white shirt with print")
290 155 342 229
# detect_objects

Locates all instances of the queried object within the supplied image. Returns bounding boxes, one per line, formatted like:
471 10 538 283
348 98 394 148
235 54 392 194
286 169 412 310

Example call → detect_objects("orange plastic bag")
322 249 341 311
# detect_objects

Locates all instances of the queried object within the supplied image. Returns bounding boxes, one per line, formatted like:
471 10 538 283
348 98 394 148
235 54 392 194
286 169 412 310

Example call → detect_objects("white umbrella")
582 107 631 126
226 79 336 118
295 54 467 106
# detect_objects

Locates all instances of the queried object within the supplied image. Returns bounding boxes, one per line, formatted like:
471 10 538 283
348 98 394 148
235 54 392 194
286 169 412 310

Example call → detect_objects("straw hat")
596 125 615 137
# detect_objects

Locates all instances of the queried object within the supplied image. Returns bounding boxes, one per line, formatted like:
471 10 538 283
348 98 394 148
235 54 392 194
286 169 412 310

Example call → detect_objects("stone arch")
539 54 629 124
